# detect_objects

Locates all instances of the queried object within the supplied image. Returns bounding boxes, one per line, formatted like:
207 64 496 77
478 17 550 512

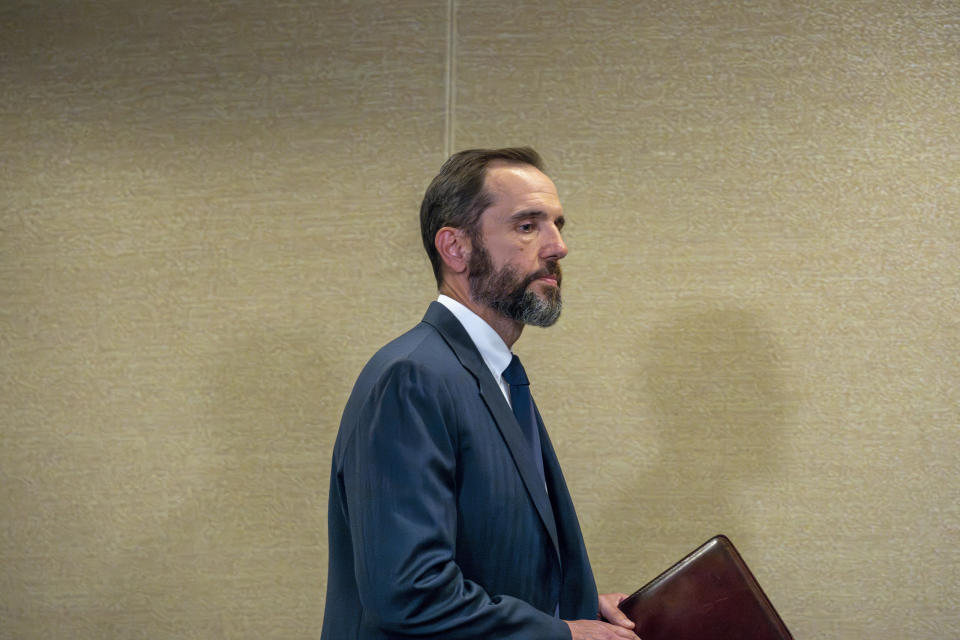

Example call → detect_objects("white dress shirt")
437 295 513 404
437 294 553 522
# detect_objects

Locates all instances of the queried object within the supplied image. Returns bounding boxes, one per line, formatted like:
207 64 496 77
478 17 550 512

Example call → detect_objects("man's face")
467 163 568 327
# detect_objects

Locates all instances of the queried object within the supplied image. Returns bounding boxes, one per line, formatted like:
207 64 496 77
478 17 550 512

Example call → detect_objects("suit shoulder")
334 322 472 457
340 322 475 425
362 321 468 381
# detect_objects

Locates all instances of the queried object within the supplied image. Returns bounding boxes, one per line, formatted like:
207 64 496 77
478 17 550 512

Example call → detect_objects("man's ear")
435 227 470 274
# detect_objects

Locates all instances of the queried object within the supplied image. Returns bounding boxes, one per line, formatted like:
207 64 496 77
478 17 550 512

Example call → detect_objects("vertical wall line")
444 0 457 156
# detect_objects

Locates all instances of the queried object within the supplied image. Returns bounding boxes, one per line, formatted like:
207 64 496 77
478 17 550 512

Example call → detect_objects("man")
322 147 638 639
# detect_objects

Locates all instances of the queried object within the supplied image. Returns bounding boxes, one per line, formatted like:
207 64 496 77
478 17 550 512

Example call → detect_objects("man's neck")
438 282 523 348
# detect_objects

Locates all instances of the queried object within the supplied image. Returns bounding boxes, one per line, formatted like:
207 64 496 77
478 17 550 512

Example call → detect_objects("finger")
598 592 630 611
611 624 639 639
605 607 635 629
598 594 635 628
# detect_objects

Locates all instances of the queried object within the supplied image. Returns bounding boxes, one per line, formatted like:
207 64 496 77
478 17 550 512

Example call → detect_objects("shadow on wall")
91 327 336 636
613 303 794 555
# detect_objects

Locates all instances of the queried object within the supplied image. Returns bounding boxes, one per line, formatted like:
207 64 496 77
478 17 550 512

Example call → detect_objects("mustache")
524 261 562 287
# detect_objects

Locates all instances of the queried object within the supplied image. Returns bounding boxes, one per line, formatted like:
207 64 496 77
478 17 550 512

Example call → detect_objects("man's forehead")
485 160 548 182
483 162 561 205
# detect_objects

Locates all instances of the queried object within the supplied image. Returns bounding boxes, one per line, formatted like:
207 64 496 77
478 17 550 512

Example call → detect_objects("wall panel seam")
444 0 457 156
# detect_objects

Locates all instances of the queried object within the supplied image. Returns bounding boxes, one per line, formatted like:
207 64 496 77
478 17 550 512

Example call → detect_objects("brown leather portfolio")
617 535 794 640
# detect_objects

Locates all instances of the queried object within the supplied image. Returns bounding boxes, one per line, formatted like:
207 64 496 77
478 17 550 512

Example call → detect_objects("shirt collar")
436 294 513 380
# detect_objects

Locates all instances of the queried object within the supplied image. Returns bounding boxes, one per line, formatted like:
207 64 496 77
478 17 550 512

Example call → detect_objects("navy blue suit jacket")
321 303 598 639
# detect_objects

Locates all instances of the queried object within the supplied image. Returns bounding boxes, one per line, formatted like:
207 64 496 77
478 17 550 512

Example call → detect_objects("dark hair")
419 146 545 288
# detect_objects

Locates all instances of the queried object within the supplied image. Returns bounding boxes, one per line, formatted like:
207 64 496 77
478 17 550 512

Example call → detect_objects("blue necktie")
502 354 546 484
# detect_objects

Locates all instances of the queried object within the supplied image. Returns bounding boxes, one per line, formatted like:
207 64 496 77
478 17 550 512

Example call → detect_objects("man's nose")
542 222 568 260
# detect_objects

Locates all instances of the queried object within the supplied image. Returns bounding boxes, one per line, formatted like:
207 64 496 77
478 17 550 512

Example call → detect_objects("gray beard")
510 288 562 327
468 243 562 327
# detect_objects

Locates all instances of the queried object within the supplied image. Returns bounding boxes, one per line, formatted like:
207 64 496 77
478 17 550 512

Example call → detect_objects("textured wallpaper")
1 1 958 638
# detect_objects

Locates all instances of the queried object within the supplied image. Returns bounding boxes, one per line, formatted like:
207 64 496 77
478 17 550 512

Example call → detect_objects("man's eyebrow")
508 209 547 221
508 210 566 229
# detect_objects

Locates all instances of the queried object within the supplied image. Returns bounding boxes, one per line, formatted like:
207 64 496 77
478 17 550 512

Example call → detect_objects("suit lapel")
422 303 561 560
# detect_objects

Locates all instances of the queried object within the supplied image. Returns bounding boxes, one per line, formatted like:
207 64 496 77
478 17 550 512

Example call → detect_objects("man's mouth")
528 264 562 288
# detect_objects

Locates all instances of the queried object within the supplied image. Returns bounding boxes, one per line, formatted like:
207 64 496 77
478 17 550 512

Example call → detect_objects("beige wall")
2 1 957 638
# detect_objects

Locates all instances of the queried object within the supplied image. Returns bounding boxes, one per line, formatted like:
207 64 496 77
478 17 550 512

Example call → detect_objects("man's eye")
518 222 535 233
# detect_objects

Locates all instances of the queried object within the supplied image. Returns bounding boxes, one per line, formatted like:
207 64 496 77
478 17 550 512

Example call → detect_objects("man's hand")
565 593 638 639
565 619 637 639
598 592 635 630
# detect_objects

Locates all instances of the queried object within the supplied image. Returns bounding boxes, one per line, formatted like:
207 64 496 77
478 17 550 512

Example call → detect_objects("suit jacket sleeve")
337 359 572 639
